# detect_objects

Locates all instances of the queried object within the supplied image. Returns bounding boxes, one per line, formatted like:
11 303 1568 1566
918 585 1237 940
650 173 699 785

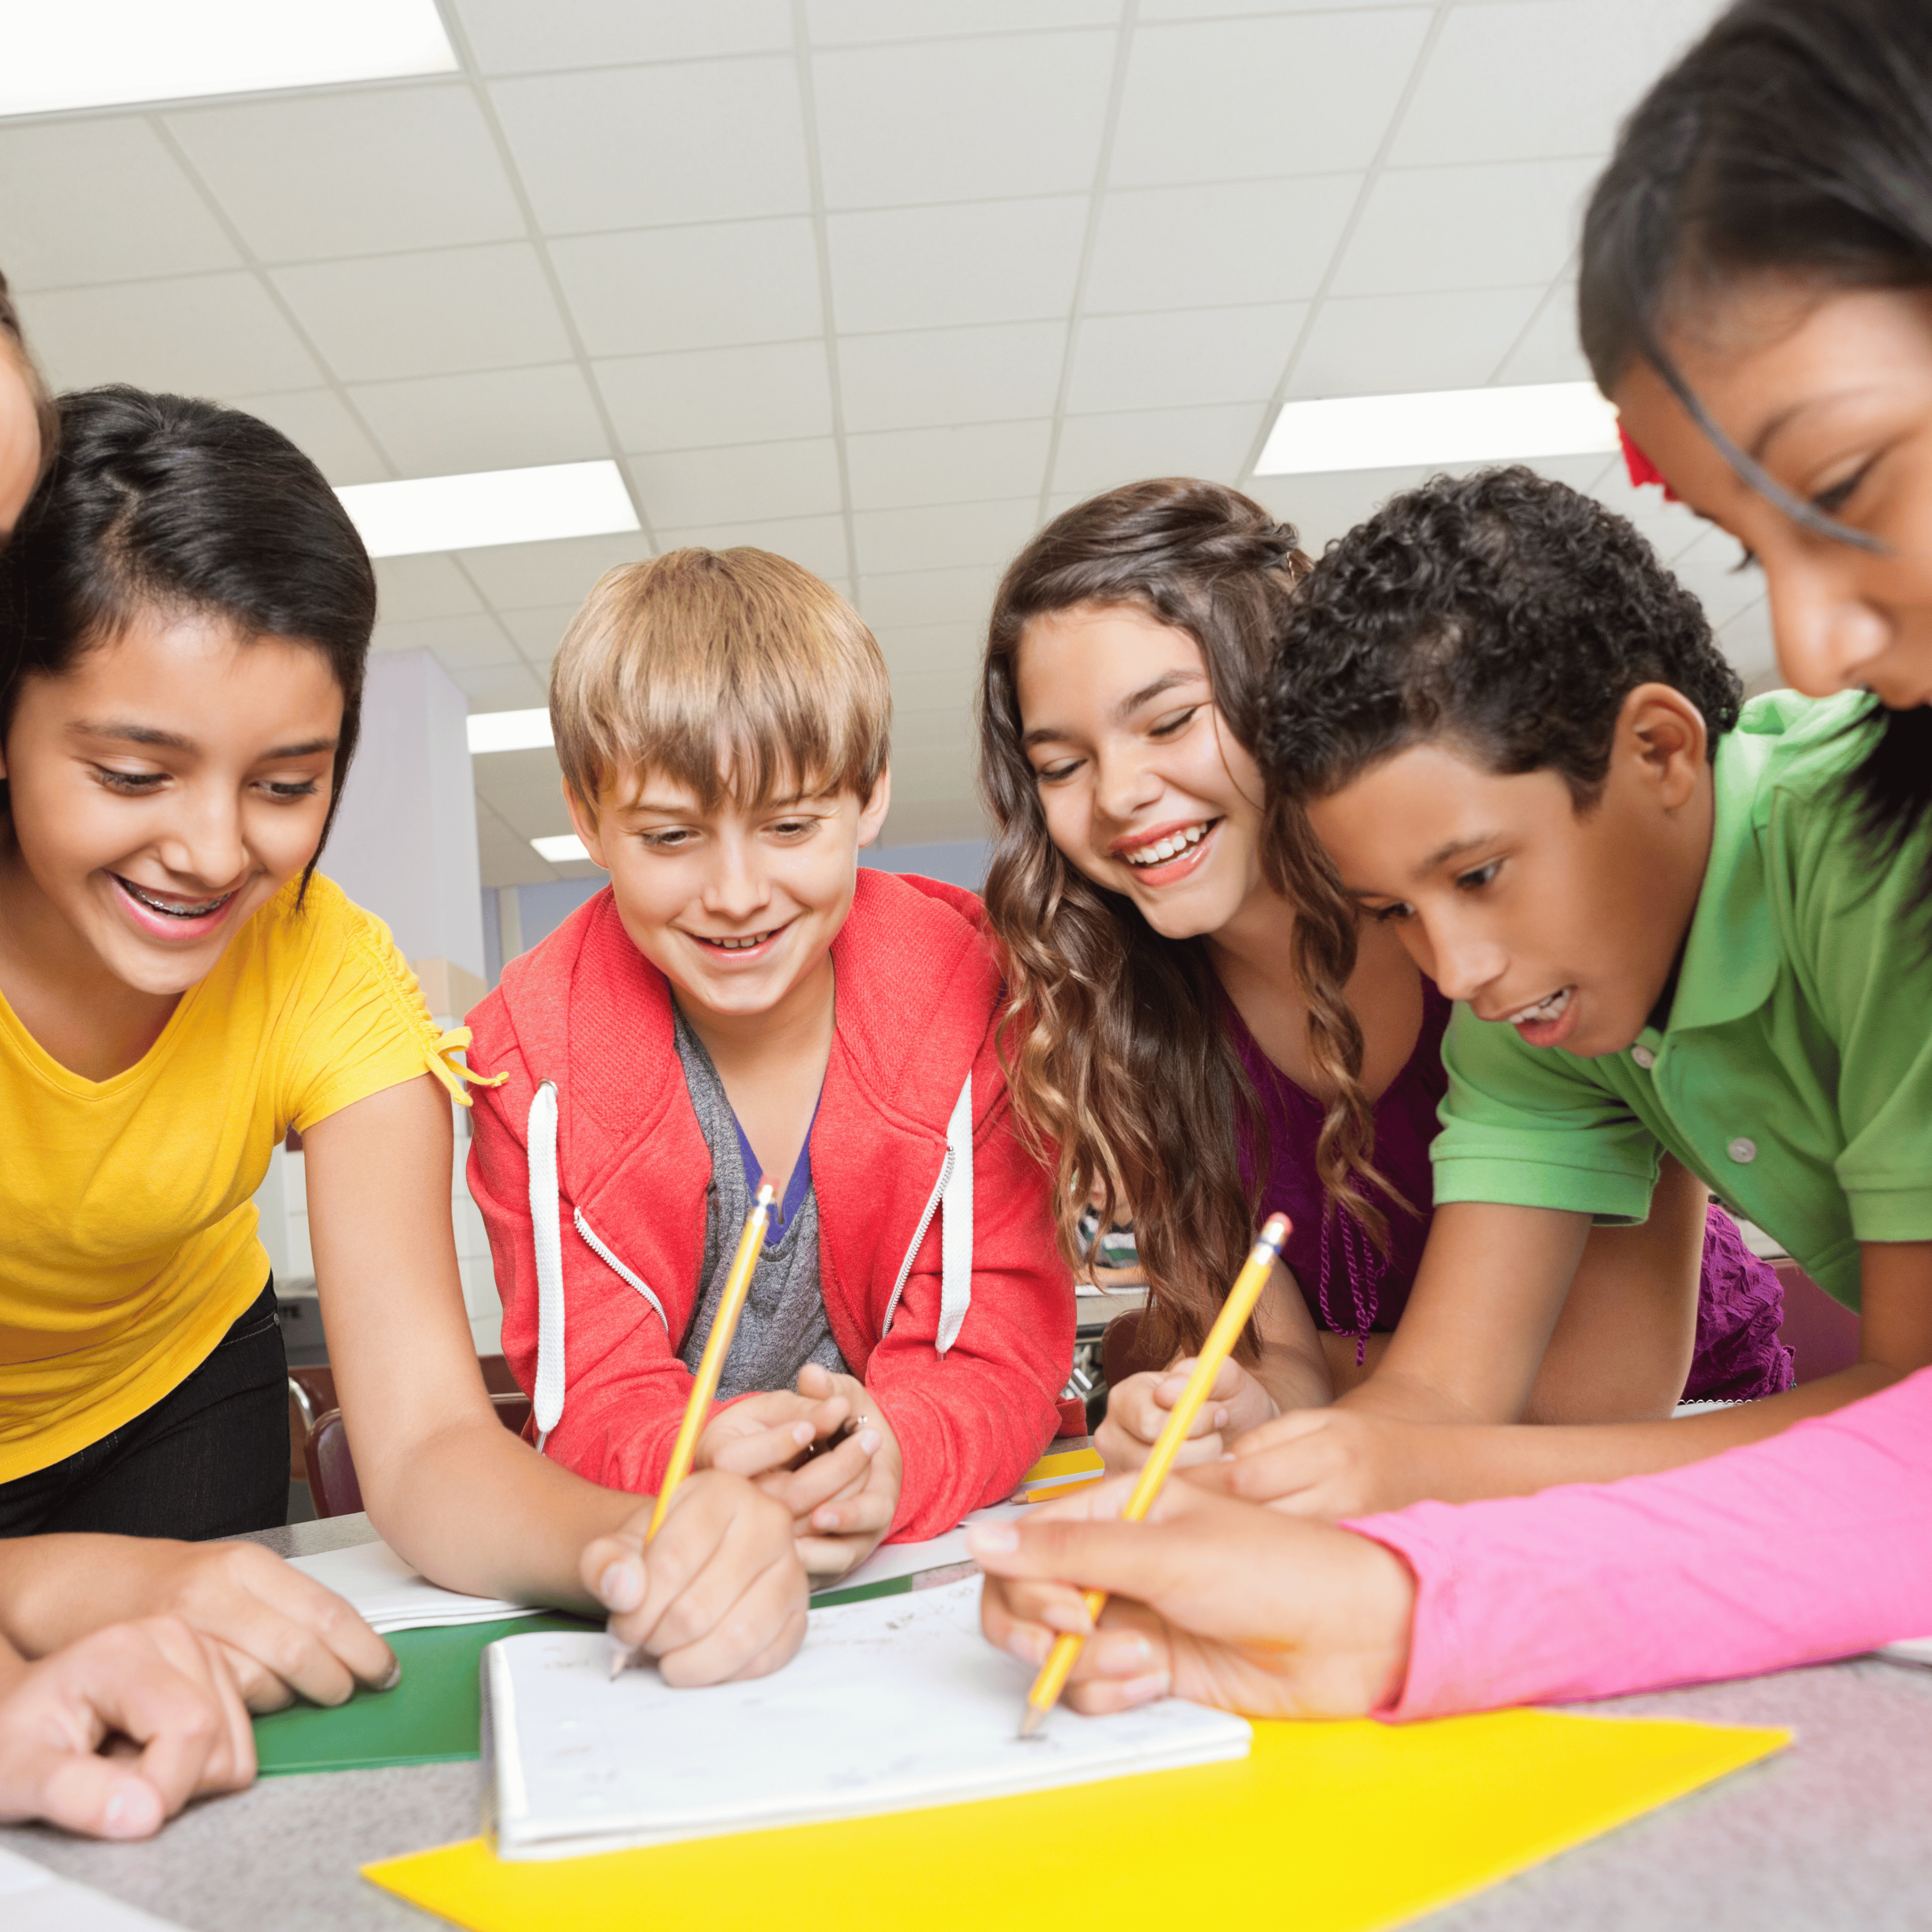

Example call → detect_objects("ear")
561 774 611 871
855 765 892 850
1613 682 1708 811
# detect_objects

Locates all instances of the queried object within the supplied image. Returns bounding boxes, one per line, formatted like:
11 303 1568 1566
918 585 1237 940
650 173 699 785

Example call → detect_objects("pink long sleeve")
1345 1367 1932 1719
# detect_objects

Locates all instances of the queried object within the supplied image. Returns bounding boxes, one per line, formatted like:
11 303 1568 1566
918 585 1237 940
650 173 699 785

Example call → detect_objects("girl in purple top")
977 477 1788 1513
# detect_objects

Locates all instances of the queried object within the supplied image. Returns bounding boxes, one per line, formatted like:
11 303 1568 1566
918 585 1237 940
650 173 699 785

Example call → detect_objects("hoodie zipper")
573 1209 670 1333
881 1145 952 1335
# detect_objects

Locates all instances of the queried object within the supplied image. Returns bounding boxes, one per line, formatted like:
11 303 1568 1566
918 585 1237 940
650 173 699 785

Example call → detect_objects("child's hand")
1095 1358 1277 1475
581 1471 808 1687
0 1619 256 1838
969 1475 1414 1720
693 1386 854 1482
0 1535 397 1713
779 1365 902 1579
1216 1408 1439 1521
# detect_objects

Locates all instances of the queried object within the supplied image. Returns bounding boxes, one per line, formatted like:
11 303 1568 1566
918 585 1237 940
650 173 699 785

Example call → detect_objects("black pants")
0 1278 289 1541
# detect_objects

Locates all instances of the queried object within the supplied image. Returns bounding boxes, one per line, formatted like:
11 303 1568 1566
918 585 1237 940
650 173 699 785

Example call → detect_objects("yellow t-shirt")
0 872 477 1483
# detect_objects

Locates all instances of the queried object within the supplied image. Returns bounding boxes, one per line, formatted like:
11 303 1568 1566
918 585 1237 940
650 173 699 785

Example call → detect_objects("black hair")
0 268 57 491
0 386 376 890
1578 0 1932 897
1257 467 1743 808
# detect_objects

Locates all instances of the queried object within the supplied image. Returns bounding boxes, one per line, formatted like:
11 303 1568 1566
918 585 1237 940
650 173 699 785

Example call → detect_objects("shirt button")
1631 1046 1655 1070
1727 1137 1757 1164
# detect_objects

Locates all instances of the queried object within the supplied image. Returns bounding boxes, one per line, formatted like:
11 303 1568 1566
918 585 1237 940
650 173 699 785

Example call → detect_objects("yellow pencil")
606 1179 776 1678
1016 1211 1291 1737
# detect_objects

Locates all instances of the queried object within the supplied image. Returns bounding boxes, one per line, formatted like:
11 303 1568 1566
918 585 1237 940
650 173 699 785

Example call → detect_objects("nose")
1420 918 1509 1006
156 784 248 890
703 833 772 921
1092 742 1162 828
1766 567 1891 699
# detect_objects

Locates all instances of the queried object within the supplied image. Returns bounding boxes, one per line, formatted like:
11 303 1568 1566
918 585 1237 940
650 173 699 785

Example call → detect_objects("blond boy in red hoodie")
466 550 1073 1578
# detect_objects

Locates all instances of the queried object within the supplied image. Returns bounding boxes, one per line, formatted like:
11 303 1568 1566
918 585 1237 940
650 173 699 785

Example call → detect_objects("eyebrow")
67 720 337 759
1019 669 1207 750
1746 386 1883 464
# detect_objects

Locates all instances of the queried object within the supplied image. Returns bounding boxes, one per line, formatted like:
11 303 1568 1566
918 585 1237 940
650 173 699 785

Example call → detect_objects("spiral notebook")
481 1577 1250 1860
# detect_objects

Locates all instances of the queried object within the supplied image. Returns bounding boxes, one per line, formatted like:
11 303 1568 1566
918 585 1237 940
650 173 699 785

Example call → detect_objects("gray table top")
5 1512 1929 1931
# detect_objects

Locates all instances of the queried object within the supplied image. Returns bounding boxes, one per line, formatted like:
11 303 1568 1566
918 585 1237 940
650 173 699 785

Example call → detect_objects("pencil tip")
606 1641 628 1681
1017 1704 1046 1739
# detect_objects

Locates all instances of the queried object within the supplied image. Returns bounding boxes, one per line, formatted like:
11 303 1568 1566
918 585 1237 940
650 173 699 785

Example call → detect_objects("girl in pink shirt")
975 0 1932 1717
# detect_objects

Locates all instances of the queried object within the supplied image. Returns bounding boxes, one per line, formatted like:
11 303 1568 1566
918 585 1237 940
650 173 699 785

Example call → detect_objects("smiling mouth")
1498 985 1574 1027
694 929 777 952
1120 819 1220 868
113 875 238 920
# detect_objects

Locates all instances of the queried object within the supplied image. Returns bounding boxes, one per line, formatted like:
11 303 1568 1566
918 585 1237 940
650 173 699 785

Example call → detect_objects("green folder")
253 1615 593 1776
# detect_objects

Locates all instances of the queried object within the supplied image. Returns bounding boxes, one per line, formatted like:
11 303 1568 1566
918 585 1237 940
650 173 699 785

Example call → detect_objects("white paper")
287 1539 545 1634
486 1577 1250 1860
0 1850 186 1929
809 1499 1025 1600
1878 1634 1932 1667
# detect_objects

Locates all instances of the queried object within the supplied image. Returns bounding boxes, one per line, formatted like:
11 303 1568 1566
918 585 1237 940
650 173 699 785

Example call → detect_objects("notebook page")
289 1539 545 1634
487 1578 1250 1859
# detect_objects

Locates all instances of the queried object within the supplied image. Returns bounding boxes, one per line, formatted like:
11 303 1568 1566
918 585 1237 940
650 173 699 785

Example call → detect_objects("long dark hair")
1578 0 1932 894
979 478 1391 1364
0 269 58 493
0 386 377 890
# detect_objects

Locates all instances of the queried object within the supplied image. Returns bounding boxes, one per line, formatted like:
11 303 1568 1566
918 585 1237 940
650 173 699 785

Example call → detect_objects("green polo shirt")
1432 690 1932 1312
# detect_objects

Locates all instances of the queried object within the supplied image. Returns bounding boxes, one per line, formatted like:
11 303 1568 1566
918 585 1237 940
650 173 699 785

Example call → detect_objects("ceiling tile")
460 532 655 610
1111 12 1429 186
878 627 982 712
1247 463 1440 550
1673 557 1769 633
226 389 390 487
597 340 832 451
1389 1 1724 168
371 612 520 667
853 496 1039 575
1084 175 1359 313
629 438 843 527
0 119 238 290
456 0 793 71
1495 282 1593 385
550 221 823 357
1069 304 1302 413
350 363 609 474
499 604 583 662
1285 286 1546 399
858 563 1002 630
449 661 548 708
374 554 488 625
489 60 809 232
828 197 1087 333
807 0 1120 41
272 243 572 383
25 272 320 394
1050 401 1260 497
837 321 1067 433
1717 596 1775 683
165 87 523 264
653 513 850 581
813 32 1114 210
846 421 1052 512
1141 0 1419 13
1329 158 1600 298
473 747 577 834
876 793 986 844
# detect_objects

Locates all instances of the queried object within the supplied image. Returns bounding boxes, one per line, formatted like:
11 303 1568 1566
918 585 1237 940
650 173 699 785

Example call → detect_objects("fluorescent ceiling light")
0 0 457 118
339 461 639 560
467 709 554 755
532 834 590 864
1255 382 1619 477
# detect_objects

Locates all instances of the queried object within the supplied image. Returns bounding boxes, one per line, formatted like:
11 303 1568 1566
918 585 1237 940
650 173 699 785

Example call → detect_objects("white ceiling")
0 0 1761 887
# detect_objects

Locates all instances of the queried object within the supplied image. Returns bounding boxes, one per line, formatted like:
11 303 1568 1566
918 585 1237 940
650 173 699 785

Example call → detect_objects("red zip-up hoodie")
464 869 1073 1542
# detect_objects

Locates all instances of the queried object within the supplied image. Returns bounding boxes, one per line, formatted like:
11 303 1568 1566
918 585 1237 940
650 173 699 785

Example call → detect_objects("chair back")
300 1391 536 1519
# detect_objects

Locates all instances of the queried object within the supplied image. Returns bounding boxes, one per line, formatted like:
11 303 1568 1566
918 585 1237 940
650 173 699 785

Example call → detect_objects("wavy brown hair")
0 268 58 495
978 478 1396 1364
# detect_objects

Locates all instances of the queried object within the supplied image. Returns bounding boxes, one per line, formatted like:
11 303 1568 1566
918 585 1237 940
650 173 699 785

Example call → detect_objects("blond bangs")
551 548 891 814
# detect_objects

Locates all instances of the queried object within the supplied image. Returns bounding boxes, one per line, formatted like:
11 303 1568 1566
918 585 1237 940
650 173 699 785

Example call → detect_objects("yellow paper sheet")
364 1706 1783 1932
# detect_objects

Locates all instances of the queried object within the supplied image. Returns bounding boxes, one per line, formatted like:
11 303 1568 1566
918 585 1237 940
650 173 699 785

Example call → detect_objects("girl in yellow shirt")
0 377 808 1781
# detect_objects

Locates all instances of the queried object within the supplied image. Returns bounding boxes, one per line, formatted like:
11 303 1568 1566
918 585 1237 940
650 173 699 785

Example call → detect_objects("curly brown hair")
978 477 1398 1365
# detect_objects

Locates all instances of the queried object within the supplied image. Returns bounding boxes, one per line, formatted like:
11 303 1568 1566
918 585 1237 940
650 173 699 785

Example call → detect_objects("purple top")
1225 983 1793 1403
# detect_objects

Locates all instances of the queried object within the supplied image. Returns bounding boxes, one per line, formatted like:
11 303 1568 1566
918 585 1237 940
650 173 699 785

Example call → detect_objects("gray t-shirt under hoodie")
671 1006 851 1401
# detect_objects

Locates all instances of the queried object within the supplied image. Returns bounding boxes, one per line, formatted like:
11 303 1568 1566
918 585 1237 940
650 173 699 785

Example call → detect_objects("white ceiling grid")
0 0 1759 887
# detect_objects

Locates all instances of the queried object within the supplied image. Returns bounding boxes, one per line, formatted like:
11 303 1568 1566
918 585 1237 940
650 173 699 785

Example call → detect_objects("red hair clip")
1618 422 1679 502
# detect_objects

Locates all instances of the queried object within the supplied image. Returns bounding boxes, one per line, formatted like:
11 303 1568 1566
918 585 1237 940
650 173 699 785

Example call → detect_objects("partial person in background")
978 477 1786 1511
975 0 1932 1722
0 384 808 1730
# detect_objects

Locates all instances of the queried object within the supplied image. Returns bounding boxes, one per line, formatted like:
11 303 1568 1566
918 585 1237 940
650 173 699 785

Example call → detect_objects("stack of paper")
289 1540 545 1635
482 1577 1250 1860
0 1847 186 1931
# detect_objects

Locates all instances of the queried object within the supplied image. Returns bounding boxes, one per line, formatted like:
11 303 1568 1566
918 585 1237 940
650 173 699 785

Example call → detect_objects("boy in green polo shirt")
1223 465 1932 1518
